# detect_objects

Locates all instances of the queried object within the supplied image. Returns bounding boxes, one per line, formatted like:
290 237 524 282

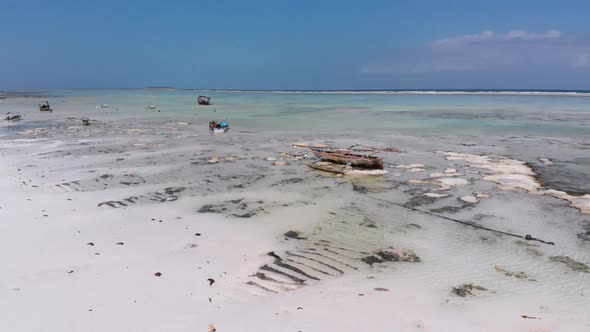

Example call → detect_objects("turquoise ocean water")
2 89 589 138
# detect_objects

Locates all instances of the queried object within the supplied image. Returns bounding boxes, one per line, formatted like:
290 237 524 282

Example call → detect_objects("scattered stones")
208 278 215 286
362 248 420 266
195 233 202 236
198 205 226 213
374 287 389 292
116 242 124 245
549 256 590 273
521 315 541 320
154 272 162 277
86 242 94 246
452 283 487 297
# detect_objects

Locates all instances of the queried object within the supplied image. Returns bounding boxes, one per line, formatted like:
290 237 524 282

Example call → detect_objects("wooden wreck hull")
308 162 387 176
310 149 384 169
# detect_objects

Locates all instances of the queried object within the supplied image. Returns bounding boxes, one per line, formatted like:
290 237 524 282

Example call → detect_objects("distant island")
144 86 176 90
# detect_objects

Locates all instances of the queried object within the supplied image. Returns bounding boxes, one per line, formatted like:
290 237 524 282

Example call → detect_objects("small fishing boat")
209 119 230 133
198 96 212 105
308 161 387 176
96 104 109 109
39 101 52 112
310 148 384 169
5 112 22 121
145 104 156 110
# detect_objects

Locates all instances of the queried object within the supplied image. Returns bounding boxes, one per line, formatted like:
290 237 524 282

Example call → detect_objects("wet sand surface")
1 98 589 331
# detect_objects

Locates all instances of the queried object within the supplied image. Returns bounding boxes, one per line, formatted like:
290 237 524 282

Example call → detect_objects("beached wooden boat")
209 120 230 133
308 161 387 176
198 96 212 105
310 148 384 169
39 101 52 112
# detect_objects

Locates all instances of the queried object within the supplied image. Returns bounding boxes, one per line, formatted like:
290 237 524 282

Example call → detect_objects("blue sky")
1 0 589 90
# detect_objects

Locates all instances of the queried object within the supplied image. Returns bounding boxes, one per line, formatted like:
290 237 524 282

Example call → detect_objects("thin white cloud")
362 29 590 74
433 29 562 48
575 54 590 67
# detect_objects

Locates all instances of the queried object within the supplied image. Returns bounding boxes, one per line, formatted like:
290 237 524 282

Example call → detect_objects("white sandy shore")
1 117 589 332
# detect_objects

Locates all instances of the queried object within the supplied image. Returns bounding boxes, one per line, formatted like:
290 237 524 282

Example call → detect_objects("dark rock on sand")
284 230 307 240
430 206 464 214
198 205 227 213
452 283 488 297
404 195 438 208
549 256 590 273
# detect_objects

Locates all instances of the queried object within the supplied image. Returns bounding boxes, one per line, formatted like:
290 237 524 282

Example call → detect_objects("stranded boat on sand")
310 148 384 169
209 120 230 133
198 96 212 105
39 101 52 113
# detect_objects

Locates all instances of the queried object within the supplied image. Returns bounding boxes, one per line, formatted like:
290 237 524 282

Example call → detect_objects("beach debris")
284 230 306 240
154 272 162 277
361 248 420 266
310 147 384 169
521 315 541 320
68 270 74 274
208 324 217 332
374 287 390 292
4 112 22 121
195 233 202 236
208 278 215 286
524 234 554 245
265 157 277 161
309 161 387 176
549 256 589 273
116 242 124 245
86 242 94 246
494 266 536 281
452 283 488 297
292 143 328 148
273 161 287 166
